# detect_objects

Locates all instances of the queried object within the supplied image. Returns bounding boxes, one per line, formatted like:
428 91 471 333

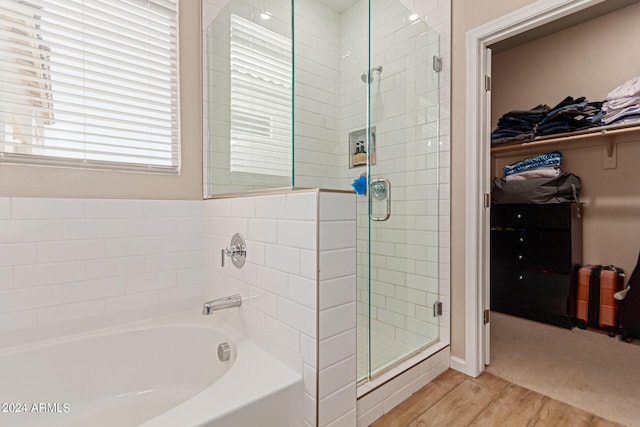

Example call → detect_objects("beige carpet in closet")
486 311 640 427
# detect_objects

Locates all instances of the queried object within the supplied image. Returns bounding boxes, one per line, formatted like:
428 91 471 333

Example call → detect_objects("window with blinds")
0 0 178 173
229 14 291 178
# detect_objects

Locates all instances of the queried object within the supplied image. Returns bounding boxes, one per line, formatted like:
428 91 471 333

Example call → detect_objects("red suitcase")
576 265 625 337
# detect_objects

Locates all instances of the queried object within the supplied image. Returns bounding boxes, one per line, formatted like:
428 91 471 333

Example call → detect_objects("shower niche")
348 127 376 168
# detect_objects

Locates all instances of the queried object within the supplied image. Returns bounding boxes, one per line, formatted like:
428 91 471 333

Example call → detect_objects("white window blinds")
0 0 178 173
229 14 291 178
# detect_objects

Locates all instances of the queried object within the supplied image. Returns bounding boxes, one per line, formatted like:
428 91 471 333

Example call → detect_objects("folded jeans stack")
602 76 640 126
491 104 550 146
536 96 603 136
503 151 563 181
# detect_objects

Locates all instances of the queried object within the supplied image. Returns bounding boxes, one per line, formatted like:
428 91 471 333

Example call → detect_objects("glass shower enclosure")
203 0 442 382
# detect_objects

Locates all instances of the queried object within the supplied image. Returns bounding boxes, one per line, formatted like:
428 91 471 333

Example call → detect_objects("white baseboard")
449 356 467 375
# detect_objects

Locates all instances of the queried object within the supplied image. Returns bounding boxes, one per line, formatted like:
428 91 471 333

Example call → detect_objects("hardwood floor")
370 369 623 427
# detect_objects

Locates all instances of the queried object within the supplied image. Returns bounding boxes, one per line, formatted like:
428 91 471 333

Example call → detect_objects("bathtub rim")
0 307 304 427
0 303 238 357
0 298 203 351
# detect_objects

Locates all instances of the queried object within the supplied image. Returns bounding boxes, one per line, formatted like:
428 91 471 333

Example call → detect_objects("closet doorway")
466 0 640 378
466 0 640 425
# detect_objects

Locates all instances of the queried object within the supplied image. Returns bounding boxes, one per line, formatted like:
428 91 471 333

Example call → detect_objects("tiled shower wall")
293 0 343 189
205 0 295 195
339 0 451 352
201 190 357 426
355 0 451 423
202 191 320 424
205 0 345 193
318 192 358 426
203 0 451 410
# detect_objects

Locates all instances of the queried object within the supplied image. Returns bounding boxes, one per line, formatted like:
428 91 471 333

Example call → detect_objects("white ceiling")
317 0 359 14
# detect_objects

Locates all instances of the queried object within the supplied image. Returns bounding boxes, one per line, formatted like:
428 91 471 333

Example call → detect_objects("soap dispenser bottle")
353 140 366 166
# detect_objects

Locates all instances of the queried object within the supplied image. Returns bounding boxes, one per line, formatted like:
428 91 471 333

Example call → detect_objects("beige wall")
450 0 537 360
0 1 203 200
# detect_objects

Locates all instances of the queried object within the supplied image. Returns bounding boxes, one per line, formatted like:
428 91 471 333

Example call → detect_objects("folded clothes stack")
491 104 550 146
503 151 563 181
490 96 604 145
536 96 603 136
491 78 640 146
602 76 640 126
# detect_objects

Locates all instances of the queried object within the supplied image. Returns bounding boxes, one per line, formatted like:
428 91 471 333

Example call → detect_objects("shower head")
361 65 383 83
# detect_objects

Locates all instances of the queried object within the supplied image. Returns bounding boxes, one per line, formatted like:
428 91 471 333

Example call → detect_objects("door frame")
464 0 606 378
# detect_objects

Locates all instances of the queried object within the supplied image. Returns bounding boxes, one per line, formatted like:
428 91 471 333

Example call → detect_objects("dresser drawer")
491 269 573 298
491 204 574 230
491 230 572 273
492 299 574 329
493 286 571 317
491 270 574 318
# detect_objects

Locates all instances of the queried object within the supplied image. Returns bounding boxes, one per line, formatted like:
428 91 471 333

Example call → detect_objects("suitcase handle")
603 265 625 278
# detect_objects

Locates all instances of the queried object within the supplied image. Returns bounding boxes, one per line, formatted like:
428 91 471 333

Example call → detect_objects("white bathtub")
0 310 303 427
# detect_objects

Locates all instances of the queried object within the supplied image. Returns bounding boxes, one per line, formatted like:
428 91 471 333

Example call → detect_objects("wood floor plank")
370 382 449 427
371 369 467 427
367 370 621 427
431 368 467 390
531 398 594 427
468 383 547 426
407 379 496 427
470 372 510 393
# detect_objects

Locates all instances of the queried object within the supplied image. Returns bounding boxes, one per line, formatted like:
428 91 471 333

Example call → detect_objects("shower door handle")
369 178 391 221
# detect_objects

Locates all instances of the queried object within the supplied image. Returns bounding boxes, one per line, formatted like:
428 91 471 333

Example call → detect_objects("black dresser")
490 203 583 329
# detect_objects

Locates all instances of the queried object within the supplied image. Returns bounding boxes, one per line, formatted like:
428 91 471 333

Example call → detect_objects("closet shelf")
491 122 640 169
491 122 640 168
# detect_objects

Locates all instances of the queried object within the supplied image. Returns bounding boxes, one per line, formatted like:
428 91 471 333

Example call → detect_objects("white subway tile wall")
319 192 358 426
205 0 294 195
0 198 205 334
354 0 451 422
334 0 452 381
293 0 342 190
202 0 451 386
203 190 357 427
0 191 357 426
201 0 448 386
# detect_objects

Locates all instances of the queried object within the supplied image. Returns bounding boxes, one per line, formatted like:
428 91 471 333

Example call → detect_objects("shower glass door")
362 0 442 379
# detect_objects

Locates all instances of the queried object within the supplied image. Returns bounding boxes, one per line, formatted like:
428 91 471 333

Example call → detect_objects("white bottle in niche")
369 133 376 164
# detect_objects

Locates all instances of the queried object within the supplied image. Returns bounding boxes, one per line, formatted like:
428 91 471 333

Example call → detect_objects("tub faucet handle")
222 233 246 268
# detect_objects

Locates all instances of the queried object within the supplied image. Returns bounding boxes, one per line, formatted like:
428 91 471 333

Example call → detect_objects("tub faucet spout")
202 294 243 315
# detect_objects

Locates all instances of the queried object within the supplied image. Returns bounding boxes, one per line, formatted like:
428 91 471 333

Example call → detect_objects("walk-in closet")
485 1 640 425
